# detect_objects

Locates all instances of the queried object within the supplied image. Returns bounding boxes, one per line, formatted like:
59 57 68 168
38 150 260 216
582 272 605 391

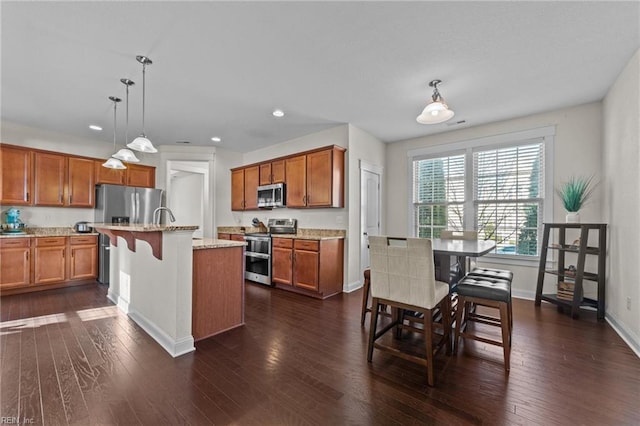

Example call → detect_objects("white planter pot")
566 212 580 223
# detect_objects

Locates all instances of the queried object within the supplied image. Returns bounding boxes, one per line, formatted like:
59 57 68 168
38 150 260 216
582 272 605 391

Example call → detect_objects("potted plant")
556 175 596 223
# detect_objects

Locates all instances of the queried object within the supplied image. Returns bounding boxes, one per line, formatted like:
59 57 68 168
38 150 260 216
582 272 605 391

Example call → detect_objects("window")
413 154 465 238
474 143 544 256
410 127 553 258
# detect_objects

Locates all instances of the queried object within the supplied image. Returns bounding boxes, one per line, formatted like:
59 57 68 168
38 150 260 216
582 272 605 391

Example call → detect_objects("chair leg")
499 302 511 371
367 298 380 362
453 295 465 354
360 273 371 326
424 307 435 387
442 295 452 355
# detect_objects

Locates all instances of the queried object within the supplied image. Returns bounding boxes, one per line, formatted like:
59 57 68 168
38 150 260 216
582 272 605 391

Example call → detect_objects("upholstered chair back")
368 236 448 310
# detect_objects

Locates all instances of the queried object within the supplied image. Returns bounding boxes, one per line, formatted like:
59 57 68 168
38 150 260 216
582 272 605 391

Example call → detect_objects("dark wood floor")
1 282 639 425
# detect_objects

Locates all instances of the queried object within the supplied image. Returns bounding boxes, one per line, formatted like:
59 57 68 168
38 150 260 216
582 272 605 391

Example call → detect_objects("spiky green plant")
556 175 596 212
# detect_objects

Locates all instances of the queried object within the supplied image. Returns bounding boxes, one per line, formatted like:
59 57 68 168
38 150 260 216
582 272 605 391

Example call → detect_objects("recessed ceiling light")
272 109 285 118
89 125 102 131
211 137 222 143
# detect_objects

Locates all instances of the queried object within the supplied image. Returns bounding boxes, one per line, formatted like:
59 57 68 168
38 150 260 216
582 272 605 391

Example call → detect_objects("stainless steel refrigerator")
95 184 164 284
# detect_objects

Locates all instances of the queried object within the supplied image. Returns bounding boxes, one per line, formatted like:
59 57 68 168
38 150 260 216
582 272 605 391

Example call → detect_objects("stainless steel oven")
244 233 272 285
244 218 297 286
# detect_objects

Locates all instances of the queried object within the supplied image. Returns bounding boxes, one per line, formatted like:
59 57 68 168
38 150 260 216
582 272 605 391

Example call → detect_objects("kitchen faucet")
153 207 176 225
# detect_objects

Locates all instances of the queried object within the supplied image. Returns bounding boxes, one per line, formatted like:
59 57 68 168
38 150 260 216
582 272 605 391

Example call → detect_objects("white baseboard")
343 280 363 293
127 309 195 358
605 314 640 358
107 291 131 314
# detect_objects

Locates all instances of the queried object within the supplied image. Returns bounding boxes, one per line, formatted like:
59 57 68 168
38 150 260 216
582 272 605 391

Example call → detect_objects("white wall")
345 124 386 291
602 48 640 355
385 102 604 300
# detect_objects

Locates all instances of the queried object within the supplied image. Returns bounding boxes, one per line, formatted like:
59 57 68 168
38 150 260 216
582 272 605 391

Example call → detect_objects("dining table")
431 238 496 284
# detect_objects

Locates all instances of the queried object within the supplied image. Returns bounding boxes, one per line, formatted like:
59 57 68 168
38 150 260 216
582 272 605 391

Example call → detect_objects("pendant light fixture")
127 55 157 153
112 78 140 163
103 96 126 169
416 79 455 124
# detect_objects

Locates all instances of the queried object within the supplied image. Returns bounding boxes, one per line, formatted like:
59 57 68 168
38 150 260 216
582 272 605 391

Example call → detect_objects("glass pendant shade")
102 157 126 169
416 100 455 124
112 148 140 162
128 135 158 153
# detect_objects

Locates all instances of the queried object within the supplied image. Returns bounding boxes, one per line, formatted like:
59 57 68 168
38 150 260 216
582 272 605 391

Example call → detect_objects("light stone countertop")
0 227 99 238
217 226 345 240
91 223 199 232
192 238 247 250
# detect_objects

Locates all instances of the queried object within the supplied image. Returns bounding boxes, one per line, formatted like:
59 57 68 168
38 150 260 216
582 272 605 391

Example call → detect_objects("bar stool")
466 266 514 328
453 275 512 371
360 269 371 325
367 236 451 386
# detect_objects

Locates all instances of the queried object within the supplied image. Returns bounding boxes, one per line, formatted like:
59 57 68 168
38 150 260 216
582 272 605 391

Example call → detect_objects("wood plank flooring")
1 282 639 425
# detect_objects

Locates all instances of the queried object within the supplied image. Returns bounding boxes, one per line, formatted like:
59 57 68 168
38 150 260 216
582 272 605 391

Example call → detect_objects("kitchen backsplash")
2 206 94 228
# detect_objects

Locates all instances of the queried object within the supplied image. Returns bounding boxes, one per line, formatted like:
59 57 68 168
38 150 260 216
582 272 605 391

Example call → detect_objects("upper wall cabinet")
286 146 345 208
67 157 95 207
33 153 95 207
232 145 346 210
33 152 67 206
125 163 156 188
94 161 155 188
231 165 259 211
0 145 32 205
259 159 285 185
94 160 125 185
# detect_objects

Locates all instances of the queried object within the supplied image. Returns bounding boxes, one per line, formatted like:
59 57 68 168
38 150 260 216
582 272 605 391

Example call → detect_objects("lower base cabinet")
0 235 98 296
0 238 31 289
272 237 343 299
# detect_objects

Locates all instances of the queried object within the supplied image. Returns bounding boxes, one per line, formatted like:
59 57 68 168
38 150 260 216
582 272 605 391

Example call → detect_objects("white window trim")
407 126 555 266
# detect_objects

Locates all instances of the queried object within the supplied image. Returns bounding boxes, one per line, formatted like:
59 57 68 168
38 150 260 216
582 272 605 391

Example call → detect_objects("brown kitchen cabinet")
33 152 67 206
284 146 345 208
0 145 32 205
33 152 96 207
33 237 67 284
259 159 285 185
218 233 231 240
231 234 245 242
231 166 259 211
95 159 125 185
67 157 95 207
272 237 344 299
68 235 98 281
0 238 31 290
126 163 156 188
272 237 293 285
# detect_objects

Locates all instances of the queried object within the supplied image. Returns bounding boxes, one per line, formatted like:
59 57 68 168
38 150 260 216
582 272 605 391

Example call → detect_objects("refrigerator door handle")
130 192 136 223
136 193 140 223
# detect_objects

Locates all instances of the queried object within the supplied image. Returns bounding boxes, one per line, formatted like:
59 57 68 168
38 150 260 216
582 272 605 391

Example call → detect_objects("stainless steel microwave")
257 183 286 208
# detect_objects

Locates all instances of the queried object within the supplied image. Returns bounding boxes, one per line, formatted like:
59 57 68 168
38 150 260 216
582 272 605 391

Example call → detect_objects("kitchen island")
92 224 245 357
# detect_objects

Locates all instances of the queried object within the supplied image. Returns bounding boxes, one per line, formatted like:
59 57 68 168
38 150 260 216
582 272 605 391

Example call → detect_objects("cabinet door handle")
26 192 30 201
26 251 29 261
69 194 73 204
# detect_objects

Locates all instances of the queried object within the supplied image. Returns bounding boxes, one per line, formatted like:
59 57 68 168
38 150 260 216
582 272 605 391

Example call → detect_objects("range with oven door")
244 218 297 285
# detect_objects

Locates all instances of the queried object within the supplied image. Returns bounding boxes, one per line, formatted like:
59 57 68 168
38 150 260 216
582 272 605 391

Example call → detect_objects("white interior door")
360 167 381 281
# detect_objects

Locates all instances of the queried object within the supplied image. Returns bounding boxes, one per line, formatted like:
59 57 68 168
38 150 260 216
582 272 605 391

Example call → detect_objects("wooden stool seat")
453 275 512 371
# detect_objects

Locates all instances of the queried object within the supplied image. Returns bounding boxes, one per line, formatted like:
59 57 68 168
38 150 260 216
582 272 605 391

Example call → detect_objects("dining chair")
367 236 451 386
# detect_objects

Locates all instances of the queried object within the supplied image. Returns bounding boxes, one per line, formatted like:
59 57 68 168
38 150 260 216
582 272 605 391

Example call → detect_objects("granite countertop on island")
192 238 246 250
91 223 199 232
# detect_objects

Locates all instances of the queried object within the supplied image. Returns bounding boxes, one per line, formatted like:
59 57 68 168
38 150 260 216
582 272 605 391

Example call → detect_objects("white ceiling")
2 1 639 153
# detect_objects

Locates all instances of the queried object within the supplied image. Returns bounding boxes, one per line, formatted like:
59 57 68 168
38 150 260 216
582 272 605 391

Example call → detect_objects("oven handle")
245 252 270 259
244 236 271 242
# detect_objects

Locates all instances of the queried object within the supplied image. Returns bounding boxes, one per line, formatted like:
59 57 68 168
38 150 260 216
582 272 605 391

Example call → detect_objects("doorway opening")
166 161 210 239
